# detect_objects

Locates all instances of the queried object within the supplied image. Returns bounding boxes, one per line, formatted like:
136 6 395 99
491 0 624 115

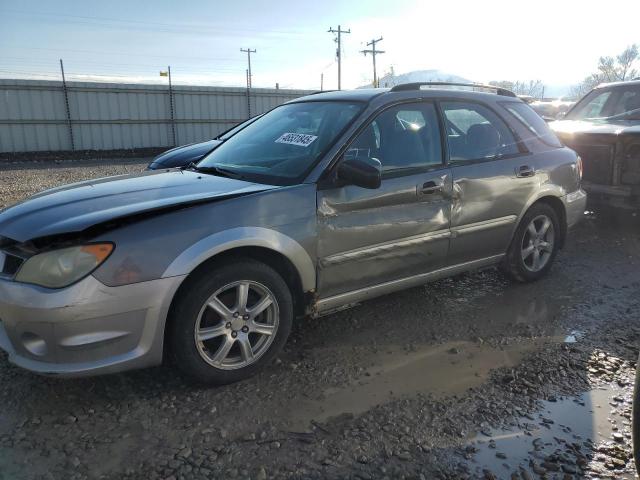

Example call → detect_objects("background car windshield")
567 85 640 120
199 101 363 183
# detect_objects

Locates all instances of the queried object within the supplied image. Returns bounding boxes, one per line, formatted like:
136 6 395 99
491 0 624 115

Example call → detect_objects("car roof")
596 79 640 89
286 88 389 103
289 84 519 106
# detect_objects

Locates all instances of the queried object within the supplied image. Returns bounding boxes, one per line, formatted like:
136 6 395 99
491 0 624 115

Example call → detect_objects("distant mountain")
360 69 572 99
365 69 473 88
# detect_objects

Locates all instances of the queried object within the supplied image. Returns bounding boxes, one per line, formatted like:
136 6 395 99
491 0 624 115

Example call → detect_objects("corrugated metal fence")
0 79 313 153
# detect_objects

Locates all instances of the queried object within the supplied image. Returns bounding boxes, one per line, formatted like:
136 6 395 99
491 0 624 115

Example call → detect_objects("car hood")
550 119 640 136
0 170 276 243
149 139 222 169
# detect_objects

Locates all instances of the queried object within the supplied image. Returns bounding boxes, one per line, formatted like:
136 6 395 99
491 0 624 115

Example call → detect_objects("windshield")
567 84 640 121
217 116 260 141
198 101 364 184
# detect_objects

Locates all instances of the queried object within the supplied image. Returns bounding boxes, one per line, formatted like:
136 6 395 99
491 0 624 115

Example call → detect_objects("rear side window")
502 102 563 148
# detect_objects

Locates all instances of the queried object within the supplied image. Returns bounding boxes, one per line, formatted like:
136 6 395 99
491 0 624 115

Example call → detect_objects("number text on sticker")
275 133 318 147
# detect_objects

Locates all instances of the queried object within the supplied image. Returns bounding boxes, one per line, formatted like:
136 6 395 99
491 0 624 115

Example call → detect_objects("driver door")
316 102 452 299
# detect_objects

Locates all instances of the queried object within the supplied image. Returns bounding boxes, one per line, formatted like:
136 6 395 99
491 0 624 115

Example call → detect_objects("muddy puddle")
466 385 636 479
288 339 546 430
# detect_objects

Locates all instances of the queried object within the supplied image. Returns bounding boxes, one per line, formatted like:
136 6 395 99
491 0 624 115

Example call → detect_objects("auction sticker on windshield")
275 132 318 147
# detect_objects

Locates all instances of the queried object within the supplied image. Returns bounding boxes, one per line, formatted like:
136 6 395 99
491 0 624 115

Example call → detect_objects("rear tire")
168 259 293 385
504 203 561 282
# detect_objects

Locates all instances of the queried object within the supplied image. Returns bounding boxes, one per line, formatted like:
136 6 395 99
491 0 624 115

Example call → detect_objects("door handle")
515 165 536 178
420 180 444 194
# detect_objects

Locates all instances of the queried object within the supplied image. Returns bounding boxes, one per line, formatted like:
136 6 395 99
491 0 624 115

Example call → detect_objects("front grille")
0 237 26 279
566 143 615 184
0 250 24 278
2 253 23 276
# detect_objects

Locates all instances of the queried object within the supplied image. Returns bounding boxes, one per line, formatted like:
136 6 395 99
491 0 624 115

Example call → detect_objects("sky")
1 0 639 95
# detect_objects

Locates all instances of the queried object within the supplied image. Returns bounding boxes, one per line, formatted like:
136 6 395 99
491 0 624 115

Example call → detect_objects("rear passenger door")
440 101 537 265
316 102 452 298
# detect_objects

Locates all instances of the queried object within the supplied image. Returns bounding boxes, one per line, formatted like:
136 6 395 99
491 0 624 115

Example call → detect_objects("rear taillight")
576 156 583 181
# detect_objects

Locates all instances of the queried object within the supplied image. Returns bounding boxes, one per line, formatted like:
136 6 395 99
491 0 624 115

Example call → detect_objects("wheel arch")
161 235 314 362
514 192 568 249
161 226 314 338
162 227 315 292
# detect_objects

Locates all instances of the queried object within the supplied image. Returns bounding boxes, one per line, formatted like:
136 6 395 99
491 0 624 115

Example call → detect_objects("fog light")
21 332 47 356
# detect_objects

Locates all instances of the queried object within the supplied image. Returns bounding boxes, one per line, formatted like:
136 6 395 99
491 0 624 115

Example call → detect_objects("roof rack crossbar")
389 82 517 97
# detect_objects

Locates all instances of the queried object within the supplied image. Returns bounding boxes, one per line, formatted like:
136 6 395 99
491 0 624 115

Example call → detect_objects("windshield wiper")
598 107 640 121
192 164 243 179
181 161 199 170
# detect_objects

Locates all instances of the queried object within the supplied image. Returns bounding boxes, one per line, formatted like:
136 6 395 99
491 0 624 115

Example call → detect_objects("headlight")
15 243 114 288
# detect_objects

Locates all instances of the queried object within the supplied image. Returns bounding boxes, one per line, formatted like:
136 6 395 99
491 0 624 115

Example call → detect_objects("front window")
567 84 640 121
198 101 363 184
346 102 443 177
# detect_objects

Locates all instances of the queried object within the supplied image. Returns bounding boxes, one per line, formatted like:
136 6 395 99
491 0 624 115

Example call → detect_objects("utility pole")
328 25 350 90
59 59 75 151
320 73 324 91
241 48 256 117
167 66 176 146
361 37 385 88
160 66 176 146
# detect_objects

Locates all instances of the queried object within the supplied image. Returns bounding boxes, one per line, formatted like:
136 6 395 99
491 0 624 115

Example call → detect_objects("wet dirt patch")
288 339 546 430
460 347 638 480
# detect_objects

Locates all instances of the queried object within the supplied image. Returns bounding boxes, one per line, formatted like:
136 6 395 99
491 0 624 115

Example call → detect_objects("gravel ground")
0 161 639 480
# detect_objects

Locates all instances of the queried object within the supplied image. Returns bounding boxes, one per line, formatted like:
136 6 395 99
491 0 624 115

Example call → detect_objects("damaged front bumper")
0 273 185 376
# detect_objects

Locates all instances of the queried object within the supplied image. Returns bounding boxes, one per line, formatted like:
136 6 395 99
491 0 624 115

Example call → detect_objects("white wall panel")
0 79 312 153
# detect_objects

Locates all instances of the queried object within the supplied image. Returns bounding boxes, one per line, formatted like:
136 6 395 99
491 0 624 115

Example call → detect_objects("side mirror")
337 156 382 189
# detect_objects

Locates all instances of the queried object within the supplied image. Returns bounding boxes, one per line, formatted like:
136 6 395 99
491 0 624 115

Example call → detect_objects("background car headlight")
15 243 114 288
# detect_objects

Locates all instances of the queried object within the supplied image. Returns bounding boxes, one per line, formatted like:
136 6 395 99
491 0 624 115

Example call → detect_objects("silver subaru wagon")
0 83 586 384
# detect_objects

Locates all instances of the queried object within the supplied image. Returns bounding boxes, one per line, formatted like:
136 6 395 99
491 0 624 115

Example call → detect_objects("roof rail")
389 82 517 98
306 89 337 95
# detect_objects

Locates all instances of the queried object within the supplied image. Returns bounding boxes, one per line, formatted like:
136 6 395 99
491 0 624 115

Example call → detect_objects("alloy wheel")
194 280 279 370
521 214 555 272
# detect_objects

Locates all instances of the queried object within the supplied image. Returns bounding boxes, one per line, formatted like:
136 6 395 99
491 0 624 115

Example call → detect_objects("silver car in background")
0 83 586 384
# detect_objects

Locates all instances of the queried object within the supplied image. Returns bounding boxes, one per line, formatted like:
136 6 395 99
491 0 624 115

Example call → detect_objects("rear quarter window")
501 102 563 148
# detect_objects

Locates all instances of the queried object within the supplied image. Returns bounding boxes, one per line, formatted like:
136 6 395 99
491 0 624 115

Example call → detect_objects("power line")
361 37 385 88
327 25 350 90
0 59 250 75
2 46 264 64
0 9 313 37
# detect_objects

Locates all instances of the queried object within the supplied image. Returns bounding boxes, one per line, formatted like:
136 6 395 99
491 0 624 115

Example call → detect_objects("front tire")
168 259 293 385
504 203 561 282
